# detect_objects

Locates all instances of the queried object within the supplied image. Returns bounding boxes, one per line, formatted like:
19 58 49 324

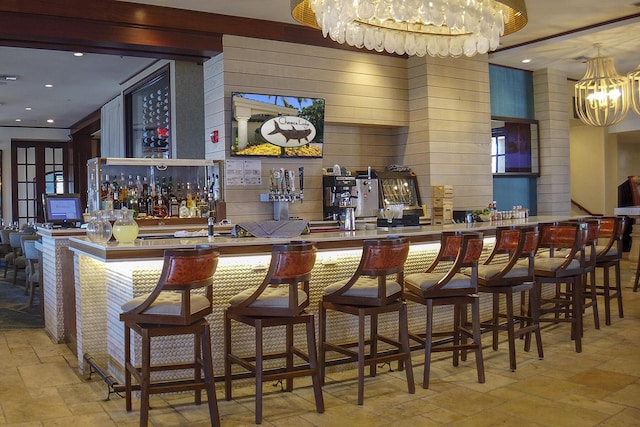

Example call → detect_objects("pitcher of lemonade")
112 208 139 243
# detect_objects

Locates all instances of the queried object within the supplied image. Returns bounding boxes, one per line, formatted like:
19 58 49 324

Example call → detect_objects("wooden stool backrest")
122 246 219 325
596 216 625 259
537 222 585 270
270 242 317 284
484 226 520 264
228 242 317 317
422 232 484 294
325 238 410 307
426 231 463 272
359 238 410 277
160 247 219 290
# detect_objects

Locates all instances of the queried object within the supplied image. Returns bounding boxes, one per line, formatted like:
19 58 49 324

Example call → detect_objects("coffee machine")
322 175 357 229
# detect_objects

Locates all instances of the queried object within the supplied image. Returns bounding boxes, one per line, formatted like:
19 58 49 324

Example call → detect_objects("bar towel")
232 220 309 238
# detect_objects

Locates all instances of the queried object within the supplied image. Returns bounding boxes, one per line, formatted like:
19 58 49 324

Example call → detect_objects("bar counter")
60 216 571 385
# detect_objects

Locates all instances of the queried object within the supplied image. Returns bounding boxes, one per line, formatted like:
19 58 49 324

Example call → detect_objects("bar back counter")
41 216 574 387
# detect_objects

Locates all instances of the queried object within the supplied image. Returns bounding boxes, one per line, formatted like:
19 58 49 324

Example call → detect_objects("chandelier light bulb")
291 0 527 58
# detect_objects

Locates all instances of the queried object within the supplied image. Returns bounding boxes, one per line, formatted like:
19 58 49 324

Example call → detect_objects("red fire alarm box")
210 130 219 143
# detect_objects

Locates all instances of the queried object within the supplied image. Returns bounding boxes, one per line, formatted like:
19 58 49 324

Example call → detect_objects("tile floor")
1 259 639 426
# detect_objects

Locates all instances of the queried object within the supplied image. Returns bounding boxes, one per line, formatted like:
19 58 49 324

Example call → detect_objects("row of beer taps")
268 167 304 203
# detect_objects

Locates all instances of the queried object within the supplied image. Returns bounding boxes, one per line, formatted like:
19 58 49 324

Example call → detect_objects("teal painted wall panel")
489 65 534 119
493 176 537 216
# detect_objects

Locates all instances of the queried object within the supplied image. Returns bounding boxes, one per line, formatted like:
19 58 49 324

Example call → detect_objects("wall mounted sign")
260 116 316 147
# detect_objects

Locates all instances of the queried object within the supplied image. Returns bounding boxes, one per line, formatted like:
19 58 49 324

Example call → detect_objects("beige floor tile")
497 393 609 427
0 259 639 426
1 392 72 423
598 407 640 427
567 368 637 391
604 382 640 410
42 412 117 427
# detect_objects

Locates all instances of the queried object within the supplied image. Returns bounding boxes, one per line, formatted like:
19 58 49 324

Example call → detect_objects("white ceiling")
1 0 640 129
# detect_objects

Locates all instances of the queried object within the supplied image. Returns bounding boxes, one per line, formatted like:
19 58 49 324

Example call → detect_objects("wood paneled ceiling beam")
0 0 356 61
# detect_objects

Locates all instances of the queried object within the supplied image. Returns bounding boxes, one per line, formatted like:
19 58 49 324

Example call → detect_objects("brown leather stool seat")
319 237 414 405
224 242 324 425
404 231 485 388
120 246 220 427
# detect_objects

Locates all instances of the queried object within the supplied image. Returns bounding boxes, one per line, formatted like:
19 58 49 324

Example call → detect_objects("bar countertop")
67 215 575 261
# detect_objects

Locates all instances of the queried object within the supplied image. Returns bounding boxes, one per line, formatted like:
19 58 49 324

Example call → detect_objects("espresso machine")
322 174 357 229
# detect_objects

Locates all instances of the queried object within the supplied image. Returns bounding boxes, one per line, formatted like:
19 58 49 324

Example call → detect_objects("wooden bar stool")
319 237 414 405
534 222 586 353
120 247 220 427
573 218 601 329
475 225 543 371
224 242 324 425
404 231 485 388
594 216 626 323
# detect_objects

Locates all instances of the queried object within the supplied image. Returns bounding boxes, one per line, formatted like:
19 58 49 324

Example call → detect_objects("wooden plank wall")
203 35 495 223
406 55 493 211
204 35 409 223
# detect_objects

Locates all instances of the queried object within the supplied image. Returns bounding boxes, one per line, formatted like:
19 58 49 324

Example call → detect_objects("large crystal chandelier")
574 52 630 127
291 0 528 58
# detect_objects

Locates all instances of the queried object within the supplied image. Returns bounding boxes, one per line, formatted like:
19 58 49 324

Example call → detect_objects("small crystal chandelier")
291 0 528 58
574 48 630 127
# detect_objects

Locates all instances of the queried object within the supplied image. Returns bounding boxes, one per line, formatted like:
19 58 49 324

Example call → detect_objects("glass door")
11 141 69 226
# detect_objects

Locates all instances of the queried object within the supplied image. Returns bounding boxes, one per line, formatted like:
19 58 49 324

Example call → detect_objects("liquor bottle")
111 176 121 210
146 187 156 217
170 196 180 217
120 173 129 202
127 176 139 217
160 177 168 198
179 200 190 218
185 182 194 209
100 174 110 204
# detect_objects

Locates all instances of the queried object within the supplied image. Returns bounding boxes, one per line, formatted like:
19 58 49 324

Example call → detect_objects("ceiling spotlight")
73 52 84 57
0 75 18 81
25 107 32 111
15 119 21 122
521 58 532 64
47 119 55 123
45 84 53 88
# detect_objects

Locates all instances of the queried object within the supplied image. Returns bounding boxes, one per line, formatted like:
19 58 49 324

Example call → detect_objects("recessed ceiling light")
47 119 54 123
73 52 84 57
25 107 32 111
45 84 53 88
521 58 532 64
15 118 21 122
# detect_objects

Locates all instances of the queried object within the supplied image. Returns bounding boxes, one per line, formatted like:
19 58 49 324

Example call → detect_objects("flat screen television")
230 92 324 158
43 193 83 227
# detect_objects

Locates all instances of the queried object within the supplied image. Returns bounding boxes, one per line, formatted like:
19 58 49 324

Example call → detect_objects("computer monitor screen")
43 193 83 225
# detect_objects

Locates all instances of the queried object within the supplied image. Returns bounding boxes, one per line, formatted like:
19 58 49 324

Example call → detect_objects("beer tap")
367 166 372 192
287 169 295 201
260 166 304 220
299 167 304 203
279 168 286 199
